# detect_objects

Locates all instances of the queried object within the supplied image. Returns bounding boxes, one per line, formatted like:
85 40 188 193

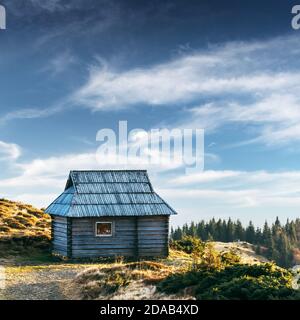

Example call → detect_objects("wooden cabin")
45 170 177 259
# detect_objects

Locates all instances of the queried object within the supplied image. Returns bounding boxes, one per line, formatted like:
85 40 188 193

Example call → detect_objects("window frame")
95 221 113 237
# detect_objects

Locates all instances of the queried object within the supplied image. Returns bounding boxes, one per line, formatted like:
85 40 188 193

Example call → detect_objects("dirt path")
292 265 300 290
0 261 100 300
0 243 282 300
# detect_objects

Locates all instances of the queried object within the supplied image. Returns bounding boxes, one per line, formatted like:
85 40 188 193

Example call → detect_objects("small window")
95 222 112 237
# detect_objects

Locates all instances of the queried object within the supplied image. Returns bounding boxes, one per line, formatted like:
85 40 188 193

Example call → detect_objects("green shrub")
157 263 300 300
221 249 241 265
170 236 205 254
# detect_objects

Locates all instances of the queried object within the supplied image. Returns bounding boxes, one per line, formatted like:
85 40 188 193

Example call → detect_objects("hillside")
71 244 270 300
0 199 51 255
0 198 299 300
172 218 300 268
71 242 300 300
213 241 269 264
0 243 272 300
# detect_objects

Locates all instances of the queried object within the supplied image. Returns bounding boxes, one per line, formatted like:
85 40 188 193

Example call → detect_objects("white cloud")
170 170 300 191
29 0 68 12
0 141 21 160
173 92 300 146
2 34 300 216
170 170 241 184
72 36 300 111
0 152 99 207
0 147 186 207
69 35 300 147
158 169 300 226
0 105 64 125
41 50 77 75
28 0 109 13
19 152 99 178
1 145 300 225
74 60 296 111
3 35 300 148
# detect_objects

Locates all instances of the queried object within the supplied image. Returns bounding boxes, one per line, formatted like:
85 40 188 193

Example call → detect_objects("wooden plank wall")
67 217 72 258
70 215 169 258
137 216 169 257
71 217 136 258
52 216 69 257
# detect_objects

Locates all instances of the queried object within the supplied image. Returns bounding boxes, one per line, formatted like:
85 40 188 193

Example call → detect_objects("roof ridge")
45 170 178 217
154 192 177 214
70 169 148 172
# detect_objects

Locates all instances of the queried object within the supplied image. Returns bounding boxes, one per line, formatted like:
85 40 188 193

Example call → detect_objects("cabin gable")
47 170 176 259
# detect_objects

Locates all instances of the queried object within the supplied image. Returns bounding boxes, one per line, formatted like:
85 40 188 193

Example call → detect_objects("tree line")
171 217 300 267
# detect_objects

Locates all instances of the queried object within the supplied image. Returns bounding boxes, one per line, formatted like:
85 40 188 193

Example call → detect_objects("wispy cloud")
170 170 241 185
3 35 300 148
170 170 300 190
0 99 69 125
29 0 68 12
184 93 300 145
159 169 300 225
1 144 300 223
0 151 99 207
69 35 300 147
72 36 300 111
9 0 89 15
40 50 77 75
0 141 21 160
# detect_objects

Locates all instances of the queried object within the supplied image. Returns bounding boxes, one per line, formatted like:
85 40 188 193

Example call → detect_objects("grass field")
0 198 299 300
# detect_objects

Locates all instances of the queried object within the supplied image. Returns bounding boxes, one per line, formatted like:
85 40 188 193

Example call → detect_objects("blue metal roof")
45 170 177 217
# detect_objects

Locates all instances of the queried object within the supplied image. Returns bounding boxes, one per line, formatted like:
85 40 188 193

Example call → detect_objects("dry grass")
72 243 270 300
213 241 269 264
0 199 50 238
1 242 270 300
0 198 274 300
74 253 193 300
0 199 51 256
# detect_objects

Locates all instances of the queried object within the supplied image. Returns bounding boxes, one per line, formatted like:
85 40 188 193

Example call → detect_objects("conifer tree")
171 217 296 267
245 221 256 244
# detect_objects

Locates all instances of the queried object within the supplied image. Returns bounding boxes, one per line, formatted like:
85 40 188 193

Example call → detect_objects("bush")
170 236 205 254
157 263 300 300
199 242 222 270
221 249 241 265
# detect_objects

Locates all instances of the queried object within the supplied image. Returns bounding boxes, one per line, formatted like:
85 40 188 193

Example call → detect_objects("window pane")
96 223 112 236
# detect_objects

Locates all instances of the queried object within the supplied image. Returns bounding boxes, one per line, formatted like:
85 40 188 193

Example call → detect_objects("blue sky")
1 0 300 226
